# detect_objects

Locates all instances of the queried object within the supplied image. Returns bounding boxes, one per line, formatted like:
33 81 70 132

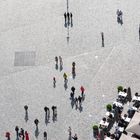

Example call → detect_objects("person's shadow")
79 104 83 112
70 18 73 27
64 22 67 28
16 137 19 140
120 19 123 25
72 72 76 79
55 64 58 70
52 114 57 122
24 110 28 122
71 99 75 109
68 135 72 140
45 113 50 126
35 126 39 138
64 80 68 90
60 64 63 71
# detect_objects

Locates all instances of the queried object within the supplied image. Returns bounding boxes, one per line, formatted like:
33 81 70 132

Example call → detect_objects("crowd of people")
64 12 73 27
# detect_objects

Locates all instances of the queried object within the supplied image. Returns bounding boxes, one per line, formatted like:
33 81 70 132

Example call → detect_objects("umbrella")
126 122 140 136
127 87 132 102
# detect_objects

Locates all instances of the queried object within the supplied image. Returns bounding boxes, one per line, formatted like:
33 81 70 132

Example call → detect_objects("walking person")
19 128 25 140
72 134 78 140
5 132 10 140
101 32 104 47
71 86 75 94
78 96 82 106
75 97 78 109
53 77 56 88
68 126 72 139
139 24 140 41
44 106 50 121
55 56 58 70
24 105 28 122
70 12 73 27
68 126 72 135
67 12 70 23
70 13 72 21
80 86 85 99
63 73 67 81
34 119 39 127
59 56 63 71
25 131 29 140
52 106 57 121
64 12 67 23
44 131 47 140
70 92 74 100
72 62 76 78
15 126 19 139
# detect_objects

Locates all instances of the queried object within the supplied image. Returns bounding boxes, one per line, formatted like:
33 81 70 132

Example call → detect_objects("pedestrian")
24 105 28 111
44 106 49 119
5 132 10 140
78 96 82 105
59 56 63 65
52 106 56 116
101 32 104 47
63 73 67 81
19 128 25 140
70 12 72 19
72 62 76 67
15 126 19 138
70 92 74 100
72 66 75 76
44 131 47 140
72 134 78 140
53 77 56 87
25 131 29 140
34 119 39 127
71 86 75 93
139 24 140 41
68 126 72 136
67 12 70 22
80 86 85 98
64 12 67 22
55 56 58 64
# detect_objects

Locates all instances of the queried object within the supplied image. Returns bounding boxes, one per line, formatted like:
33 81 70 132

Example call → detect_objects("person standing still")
25 131 29 140
101 32 104 47
44 131 47 140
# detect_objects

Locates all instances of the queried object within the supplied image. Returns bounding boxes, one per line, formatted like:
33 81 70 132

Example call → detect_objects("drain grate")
14 51 36 66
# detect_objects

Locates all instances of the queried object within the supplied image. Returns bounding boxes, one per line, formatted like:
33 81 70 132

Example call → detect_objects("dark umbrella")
127 87 132 102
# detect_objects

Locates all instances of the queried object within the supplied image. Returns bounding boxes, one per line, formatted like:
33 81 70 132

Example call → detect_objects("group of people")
116 9 123 25
5 105 58 140
55 56 63 71
64 12 73 27
70 86 85 111
68 127 78 140
5 127 29 140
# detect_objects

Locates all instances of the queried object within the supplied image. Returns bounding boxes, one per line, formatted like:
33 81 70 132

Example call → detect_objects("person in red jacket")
80 86 85 98
25 131 29 140
5 132 10 140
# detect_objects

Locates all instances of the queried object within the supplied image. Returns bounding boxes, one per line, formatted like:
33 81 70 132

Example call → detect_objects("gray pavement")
0 0 140 139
